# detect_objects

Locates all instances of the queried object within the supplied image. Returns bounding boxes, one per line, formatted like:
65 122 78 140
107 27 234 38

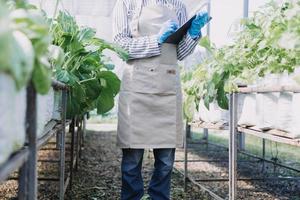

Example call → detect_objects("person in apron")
113 0 210 199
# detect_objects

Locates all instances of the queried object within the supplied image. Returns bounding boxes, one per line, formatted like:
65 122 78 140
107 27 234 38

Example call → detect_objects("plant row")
0 0 128 118
183 0 300 120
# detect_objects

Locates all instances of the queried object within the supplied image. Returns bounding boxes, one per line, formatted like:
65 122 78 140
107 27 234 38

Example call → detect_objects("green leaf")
51 11 126 116
96 92 114 114
105 63 115 70
83 79 101 101
203 95 211 110
199 36 212 51
67 92 81 118
32 62 52 94
78 28 96 43
216 87 229 110
183 95 196 122
97 71 121 96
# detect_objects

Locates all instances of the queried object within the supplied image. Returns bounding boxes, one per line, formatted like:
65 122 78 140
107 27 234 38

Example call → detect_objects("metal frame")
34 82 70 200
228 85 300 199
0 80 85 200
181 122 228 200
180 84 300 199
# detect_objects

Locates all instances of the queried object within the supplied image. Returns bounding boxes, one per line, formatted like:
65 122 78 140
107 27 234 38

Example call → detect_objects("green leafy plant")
0 2 34 90
0 1 53 94
184 0 300 117
51 11 128 118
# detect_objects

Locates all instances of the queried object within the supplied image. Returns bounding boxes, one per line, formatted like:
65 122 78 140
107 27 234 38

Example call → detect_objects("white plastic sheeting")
28 0 75 16
74 0 116 17
0 74 26 165
37 88 55 137
238 93 257 127
198 99 210 122
275 69 300 138
207 102 229 124
197 100 229 124
248 0 269 16
28 0 116 41
276 73 294 132
52 91 62 120
209 0 244 47
256 75 280 130
290 93 300 138
13 88 27 150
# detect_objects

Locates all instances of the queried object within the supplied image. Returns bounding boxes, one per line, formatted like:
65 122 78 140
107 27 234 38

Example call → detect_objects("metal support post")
18 161 28 200
238 132 245 151
243 0 249 18
237 0 249 152
186 121 192 139
262 139 266 173
26 83 38 200
229 93 238 200
82 114 87 148
69 118 75 190
75 119 80 171
184 123 190 192
203 128 209 143
59 90 67 200
79 119 83 159
207 0 211 37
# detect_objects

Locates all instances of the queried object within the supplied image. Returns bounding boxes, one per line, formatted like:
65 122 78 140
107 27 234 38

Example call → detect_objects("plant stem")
79 77 97 84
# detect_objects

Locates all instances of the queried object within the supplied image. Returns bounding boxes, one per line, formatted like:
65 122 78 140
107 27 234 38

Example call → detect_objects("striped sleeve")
176 4 200 61
112 0 161 60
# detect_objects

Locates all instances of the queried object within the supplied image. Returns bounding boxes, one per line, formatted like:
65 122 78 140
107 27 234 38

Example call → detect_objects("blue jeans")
121 148 175 200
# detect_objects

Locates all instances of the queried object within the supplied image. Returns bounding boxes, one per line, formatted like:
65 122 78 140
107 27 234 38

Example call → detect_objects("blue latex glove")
158 20 179 44
188 12 210 39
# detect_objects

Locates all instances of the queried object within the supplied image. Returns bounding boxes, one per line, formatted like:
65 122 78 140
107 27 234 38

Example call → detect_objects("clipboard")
164 16 212 44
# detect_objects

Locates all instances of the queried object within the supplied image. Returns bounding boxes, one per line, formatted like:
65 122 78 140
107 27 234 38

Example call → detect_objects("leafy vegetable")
51 11 128 117
0 1 53 93
0 2 34 89
184 0 300 117
1 1 128 118
10 5 53 94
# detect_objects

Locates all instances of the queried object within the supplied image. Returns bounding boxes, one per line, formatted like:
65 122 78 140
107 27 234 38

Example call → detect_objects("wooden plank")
190 121 229 130
238 127 300 147
238 85 300 93
267 129 299 139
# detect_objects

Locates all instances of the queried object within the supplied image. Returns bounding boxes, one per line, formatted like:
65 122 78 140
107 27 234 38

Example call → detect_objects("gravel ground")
66 129 211 200
174 142 300 200
1 124 299 200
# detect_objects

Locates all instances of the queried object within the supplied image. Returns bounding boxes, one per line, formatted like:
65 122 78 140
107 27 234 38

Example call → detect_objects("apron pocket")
131 63 177 94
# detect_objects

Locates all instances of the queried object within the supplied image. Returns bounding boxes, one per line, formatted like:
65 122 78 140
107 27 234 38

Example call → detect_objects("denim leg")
121 149 145 200
148 148 175 200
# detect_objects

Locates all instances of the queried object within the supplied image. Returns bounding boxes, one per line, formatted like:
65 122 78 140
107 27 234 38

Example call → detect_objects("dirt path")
66 125 211 200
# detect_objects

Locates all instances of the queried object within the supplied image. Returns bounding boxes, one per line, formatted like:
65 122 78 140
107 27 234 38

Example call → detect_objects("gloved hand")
158 20 179 44
188 12 210 39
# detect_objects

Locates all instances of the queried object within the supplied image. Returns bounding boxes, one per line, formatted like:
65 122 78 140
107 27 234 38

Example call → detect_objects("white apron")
117 1 184 149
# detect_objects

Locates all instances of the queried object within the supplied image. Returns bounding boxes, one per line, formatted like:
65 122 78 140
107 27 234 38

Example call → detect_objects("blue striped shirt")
113 0 199 60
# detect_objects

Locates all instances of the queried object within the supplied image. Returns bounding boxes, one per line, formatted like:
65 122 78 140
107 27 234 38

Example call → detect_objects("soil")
65 129 211 200
174 141 300 200
1 124 300 200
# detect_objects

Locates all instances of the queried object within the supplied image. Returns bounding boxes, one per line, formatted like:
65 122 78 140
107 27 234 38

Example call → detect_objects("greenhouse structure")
0 0 300 199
